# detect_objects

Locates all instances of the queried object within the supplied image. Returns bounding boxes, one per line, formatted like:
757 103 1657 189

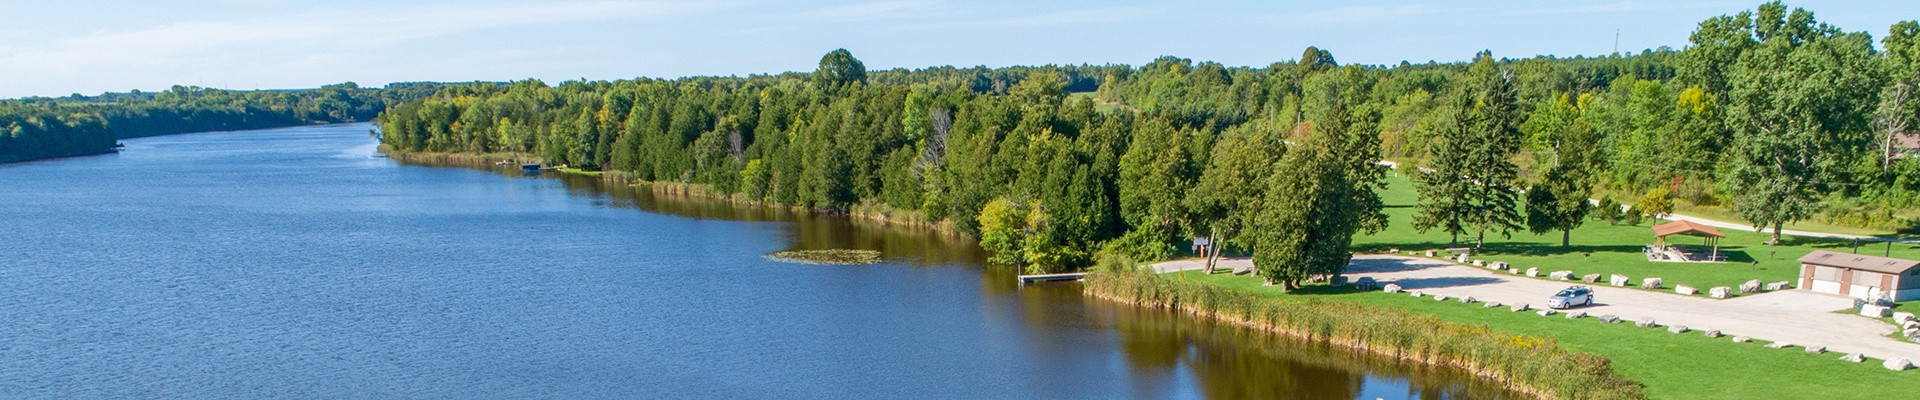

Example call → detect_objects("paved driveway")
1169 255 1920 362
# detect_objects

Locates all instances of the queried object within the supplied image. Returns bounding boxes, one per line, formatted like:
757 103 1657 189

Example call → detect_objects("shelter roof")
1651 220 1725 238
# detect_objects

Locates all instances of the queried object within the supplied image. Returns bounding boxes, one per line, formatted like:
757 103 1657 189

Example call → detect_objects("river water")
0 124 1512 399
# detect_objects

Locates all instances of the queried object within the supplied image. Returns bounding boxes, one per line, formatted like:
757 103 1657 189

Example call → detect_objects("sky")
3 0 1918 98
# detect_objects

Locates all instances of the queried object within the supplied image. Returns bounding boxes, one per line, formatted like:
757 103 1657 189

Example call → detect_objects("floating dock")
1017 272 1087 285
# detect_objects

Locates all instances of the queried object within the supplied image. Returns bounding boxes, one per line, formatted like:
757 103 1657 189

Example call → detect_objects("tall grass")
1083 263 1645 400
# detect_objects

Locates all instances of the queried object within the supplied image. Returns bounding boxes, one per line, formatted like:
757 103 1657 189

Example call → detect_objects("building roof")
1651 220 1725 238
1798 250 1920 274
1898 133 1920 150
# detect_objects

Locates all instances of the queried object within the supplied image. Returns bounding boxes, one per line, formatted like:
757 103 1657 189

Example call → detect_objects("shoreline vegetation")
1085 263 1644 400
384 149 967 236
1 82 439 165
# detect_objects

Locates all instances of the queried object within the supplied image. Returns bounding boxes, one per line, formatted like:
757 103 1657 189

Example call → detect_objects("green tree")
1523 94 1599 246
814 49 867 90
1414 53 1524 248
1723 2 1881 243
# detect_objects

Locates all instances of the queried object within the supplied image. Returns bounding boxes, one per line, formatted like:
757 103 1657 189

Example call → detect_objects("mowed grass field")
1353 172 1920 296
1180 272 1920 399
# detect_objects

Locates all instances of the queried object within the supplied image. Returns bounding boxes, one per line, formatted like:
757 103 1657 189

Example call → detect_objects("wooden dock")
1017 272 1088 285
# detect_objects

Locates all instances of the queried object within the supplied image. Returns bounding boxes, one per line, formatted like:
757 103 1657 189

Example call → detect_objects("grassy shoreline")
1085 266 1644 400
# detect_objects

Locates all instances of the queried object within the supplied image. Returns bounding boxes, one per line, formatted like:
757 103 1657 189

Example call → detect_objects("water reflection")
399 158 1517 400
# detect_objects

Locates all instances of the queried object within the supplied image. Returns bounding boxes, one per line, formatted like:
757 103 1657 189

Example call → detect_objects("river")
0 123 1513 399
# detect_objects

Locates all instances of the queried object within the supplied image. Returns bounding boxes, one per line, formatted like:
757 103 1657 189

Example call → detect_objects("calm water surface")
0 124 1513 399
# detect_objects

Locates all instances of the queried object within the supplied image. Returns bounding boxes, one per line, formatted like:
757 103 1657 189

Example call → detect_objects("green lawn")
1181 271 1920 399
1354 172 1920 296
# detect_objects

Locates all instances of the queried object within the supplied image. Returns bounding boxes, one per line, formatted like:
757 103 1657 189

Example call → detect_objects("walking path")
1664 212 1917 242
1161 255 1920 362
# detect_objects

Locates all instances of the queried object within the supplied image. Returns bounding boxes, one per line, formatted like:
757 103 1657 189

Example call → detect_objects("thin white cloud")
801 1 946 22
1510 1 1732 16
977 6 1155 27
1259 4 1437 27
0 0 729 95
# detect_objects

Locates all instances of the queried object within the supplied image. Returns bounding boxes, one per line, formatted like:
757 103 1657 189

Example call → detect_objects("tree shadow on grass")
1360 241 1645 258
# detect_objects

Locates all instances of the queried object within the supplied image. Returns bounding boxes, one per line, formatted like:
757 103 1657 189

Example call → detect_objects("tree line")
0 82 440 164
379 2 1920 285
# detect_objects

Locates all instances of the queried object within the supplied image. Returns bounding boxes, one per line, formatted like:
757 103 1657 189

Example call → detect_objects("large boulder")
1805 345 1826 355
1773 280 1792 290
1456 254 1471 264
1709 286 1732 299
1425 250 1436 257
1841 353 1865 363
1472 260 1485 267
1484 301 1502 308
1598 315 1621 324
1511 303 1530 312
1740 279 1763 294
1565 311 1587 319
1765 282 1788 291
1525 267 1539 277
1354 277 1377 291
1635 319 1658 328
1537 309 1558 317
1409 290 1425 298
1549 270 1573 280
1459 296 1477 304
1490 261 1508 270
1642 277 1663 289
1732 336 1751 343
1433 294 1449 301
1902 320 1919 330
1675 285 1698 296
1583 274 1602 283
1766 342 1793 349
1382 283 1402 293
1667 325 1689 334
1861 304 1892 318
1703 330 1722 338
1885 358 1914 371
1893 312 1916 323
1610 274 1629 287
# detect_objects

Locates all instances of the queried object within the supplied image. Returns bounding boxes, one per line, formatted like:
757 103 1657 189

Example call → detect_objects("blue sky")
3 0 1917 98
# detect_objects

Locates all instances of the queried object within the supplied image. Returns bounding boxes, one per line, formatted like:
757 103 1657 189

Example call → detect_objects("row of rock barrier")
1642 277 1662 289
1582 273 1601 283
1861 304 1892 318
1740 279 1762 294
1675 285 1697 296
1708 286 1731 299
1610 274 1629 287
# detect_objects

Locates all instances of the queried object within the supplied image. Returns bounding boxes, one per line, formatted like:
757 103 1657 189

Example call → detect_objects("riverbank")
382 149 966 236
1083 265 1645 400
0 147 118 166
